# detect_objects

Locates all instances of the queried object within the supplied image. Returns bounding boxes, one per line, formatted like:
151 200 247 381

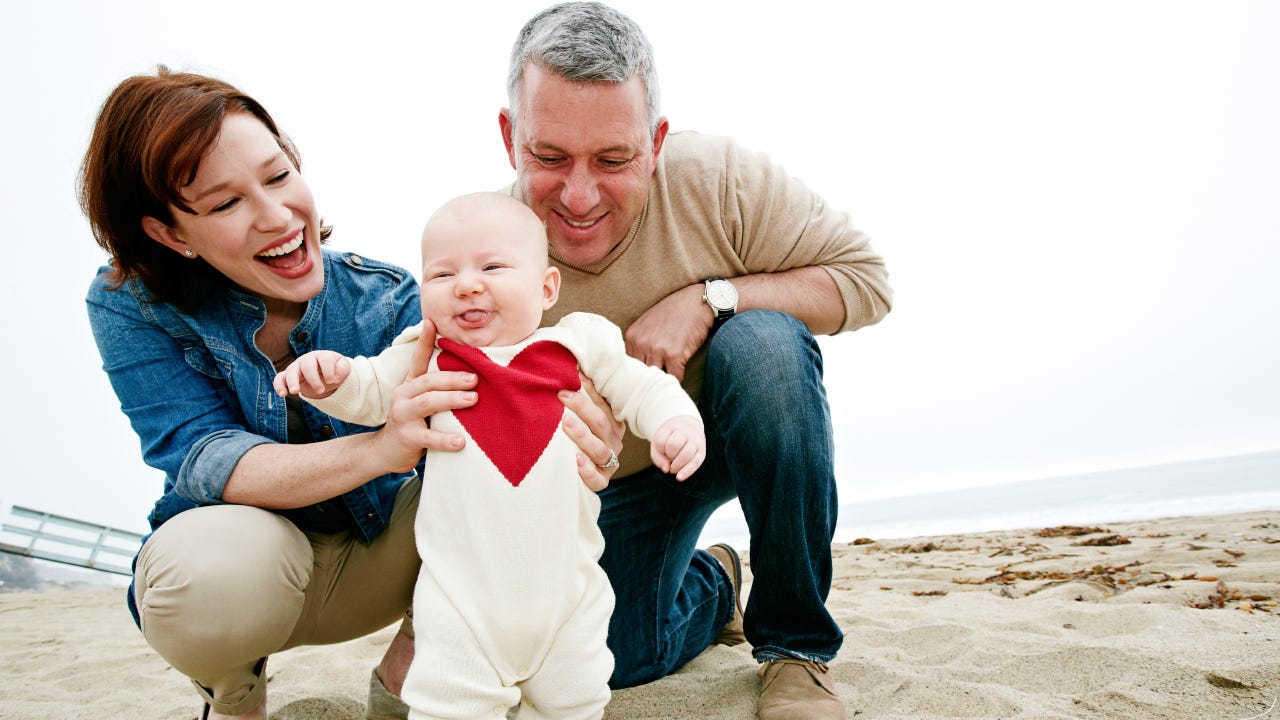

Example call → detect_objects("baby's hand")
273 350 352 399
650 415 706 481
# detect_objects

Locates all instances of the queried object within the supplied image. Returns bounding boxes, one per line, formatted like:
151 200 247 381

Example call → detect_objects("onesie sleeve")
304 324 422 426
556 313 701 439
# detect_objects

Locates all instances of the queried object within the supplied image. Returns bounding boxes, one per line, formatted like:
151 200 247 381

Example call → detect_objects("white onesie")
306 312 699 720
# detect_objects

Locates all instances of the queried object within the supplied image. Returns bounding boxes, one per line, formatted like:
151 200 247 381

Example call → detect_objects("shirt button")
296 331 309 342
349 254 364 265
319 426 334 438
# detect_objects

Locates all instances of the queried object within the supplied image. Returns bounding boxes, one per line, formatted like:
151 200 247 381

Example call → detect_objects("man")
499 3 892 718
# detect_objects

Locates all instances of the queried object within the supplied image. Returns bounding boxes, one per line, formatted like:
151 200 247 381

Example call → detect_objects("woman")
80 67 621 719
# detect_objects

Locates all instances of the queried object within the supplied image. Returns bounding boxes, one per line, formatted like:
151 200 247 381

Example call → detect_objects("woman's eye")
268 170 291 184
210 198 239 213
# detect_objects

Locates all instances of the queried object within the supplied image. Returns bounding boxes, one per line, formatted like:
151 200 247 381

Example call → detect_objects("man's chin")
550 234 614 266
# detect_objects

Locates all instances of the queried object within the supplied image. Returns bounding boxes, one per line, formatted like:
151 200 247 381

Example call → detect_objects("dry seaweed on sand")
1035 525 1110 538
1073 534 1132 547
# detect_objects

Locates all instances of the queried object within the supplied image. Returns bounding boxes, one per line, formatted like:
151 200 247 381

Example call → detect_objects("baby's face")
420 199 559 348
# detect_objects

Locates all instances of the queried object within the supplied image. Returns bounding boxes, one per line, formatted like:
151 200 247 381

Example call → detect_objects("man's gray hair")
507 2 661 134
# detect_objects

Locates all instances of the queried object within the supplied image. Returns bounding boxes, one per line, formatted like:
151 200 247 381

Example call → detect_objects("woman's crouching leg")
134 505 312 715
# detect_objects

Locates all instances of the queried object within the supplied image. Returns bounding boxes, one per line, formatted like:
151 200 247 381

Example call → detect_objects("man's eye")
600 158 628 168
534 155 564 165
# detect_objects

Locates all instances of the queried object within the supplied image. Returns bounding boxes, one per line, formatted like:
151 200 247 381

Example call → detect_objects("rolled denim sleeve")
176 429 273 505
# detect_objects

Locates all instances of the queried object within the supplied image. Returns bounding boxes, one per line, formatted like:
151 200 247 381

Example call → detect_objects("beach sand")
2 510 1277 719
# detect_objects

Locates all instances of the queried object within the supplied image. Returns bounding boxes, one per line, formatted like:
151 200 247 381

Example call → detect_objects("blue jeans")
599 311 842 689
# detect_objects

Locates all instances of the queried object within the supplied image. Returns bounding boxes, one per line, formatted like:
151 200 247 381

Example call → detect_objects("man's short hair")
507 1 661 134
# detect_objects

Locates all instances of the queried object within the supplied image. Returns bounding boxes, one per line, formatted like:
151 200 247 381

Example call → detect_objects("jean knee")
704 311 826 421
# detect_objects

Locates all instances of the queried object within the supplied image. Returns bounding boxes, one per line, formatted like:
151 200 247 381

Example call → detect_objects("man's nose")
560 164 600 216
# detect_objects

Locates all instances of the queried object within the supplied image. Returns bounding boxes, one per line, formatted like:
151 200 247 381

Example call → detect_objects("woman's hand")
560 374 625 491
370 321 476 472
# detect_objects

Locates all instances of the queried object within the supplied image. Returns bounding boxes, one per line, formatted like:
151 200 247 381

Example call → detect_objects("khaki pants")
134 479 420 715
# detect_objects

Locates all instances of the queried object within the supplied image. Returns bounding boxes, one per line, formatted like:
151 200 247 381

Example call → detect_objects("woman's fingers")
378 365 477 463
560 386 624 491
408 321 438 379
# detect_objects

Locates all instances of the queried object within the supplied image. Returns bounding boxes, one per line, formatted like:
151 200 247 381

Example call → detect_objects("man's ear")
499 109 518 170
141 216 194 258
650 117 670 168
543 265 561 310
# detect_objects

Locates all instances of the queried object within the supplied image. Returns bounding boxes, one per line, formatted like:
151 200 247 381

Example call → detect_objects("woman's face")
144 112 324 307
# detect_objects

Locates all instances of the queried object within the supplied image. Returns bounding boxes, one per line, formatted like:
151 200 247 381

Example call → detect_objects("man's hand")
623 284 712 381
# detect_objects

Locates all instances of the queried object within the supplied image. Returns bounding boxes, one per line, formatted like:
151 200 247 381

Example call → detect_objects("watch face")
707 280 737 310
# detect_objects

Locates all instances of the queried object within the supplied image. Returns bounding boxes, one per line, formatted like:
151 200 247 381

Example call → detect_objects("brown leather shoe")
367 668 409 720
757 659 846 719
705 543 746 646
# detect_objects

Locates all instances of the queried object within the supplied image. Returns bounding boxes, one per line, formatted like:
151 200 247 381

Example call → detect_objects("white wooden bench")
0 505 142 576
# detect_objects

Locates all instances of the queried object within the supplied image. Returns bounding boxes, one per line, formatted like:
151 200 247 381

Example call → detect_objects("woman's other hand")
372 321 476 472
560 374 625 491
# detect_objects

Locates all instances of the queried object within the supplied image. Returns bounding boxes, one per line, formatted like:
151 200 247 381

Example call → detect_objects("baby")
274 192 704 719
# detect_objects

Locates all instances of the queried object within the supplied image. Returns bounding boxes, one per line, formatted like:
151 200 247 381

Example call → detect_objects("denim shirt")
86 250 423 544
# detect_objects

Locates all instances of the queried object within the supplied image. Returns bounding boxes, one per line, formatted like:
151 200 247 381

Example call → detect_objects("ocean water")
699 449 1280 548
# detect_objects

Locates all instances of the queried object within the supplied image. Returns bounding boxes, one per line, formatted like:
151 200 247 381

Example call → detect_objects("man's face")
502 64 668 266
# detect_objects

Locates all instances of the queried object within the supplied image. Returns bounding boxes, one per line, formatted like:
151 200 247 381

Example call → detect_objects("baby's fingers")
272 371 290 398
321 355 351 386
670 439 706 481
299 362 333 397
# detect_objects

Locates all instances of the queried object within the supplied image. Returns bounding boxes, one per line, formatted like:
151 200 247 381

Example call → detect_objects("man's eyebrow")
529 141 637 155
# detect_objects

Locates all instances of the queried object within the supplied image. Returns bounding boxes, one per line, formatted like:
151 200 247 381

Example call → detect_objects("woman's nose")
254 195 292 232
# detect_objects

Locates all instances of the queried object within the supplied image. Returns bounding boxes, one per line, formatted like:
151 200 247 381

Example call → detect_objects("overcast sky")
2 1 1277 535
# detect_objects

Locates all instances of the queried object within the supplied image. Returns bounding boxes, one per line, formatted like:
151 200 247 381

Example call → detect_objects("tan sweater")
514 131 893 477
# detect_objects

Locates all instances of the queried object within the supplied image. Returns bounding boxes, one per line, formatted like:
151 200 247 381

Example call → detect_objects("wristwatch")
702 278 738 323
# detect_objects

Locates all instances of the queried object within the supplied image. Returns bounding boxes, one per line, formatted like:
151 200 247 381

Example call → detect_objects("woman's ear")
141 216 195 258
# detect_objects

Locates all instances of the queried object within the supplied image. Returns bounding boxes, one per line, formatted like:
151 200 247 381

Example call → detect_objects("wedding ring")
597 451 620 469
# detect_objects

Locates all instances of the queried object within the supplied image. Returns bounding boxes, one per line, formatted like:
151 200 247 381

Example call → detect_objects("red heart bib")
436 338 581 487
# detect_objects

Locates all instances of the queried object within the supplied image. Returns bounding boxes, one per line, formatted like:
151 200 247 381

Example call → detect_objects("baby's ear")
543 266 561 310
